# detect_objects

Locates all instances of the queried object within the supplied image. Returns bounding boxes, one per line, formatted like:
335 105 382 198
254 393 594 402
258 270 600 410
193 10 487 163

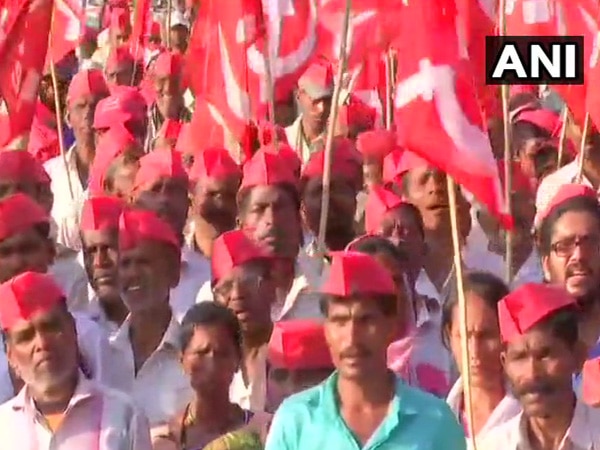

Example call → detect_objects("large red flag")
0 0 53 147
394 0 511 227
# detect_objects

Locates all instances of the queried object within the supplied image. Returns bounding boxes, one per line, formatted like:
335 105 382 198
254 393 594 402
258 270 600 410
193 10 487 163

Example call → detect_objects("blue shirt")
265 371 466 450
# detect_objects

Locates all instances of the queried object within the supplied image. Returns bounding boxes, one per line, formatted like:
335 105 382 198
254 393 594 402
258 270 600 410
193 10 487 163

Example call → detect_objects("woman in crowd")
152 303 270 450
444 271 521 447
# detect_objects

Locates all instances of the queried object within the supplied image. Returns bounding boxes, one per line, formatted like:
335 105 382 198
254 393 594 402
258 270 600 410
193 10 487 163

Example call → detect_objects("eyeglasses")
212 273 265 299
550 235 600 258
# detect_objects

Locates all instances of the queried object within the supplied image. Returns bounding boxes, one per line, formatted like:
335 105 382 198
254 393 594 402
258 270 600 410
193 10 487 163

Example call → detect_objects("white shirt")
109 314 193 426
170 244 211 322
446 377 521 449
86 296 122 340
285 116 323 163
0 374 152 449
44 147 87 251
230 345 269 412
477 398 600 449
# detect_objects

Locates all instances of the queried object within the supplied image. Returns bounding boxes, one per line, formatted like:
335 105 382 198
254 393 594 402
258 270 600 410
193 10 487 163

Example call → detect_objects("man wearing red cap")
80 196 128 337
109 209 192 426
266 252 465 449
479 283 600 449
92 7 132 67
209 230 275 411
536 185 600 394
44 69 110 251
0 272 152 448
145 51 191 152
235 150 323 321
168 9 190 54
266 320 334 411
93 86 149 145
0 193 122 403
285 61 334 162
105 46 137 88
301 139 363 255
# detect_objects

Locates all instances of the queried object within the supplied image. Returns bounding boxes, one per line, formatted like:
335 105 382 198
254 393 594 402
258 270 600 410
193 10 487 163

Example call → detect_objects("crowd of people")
4 0 600 449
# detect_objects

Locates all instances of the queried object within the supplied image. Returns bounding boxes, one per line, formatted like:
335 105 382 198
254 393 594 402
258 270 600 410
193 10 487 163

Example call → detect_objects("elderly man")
479 283 600 449
109 208 192 426
266 252 465 449
0 272 152 448
285 60 334 162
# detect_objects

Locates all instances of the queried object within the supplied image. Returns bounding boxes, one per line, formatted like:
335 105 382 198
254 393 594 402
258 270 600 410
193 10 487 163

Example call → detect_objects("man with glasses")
210 230 275 412
537 184 600 392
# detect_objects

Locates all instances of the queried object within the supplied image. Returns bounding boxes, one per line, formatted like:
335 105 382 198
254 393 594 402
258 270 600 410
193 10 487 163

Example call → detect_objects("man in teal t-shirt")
265 252 466 450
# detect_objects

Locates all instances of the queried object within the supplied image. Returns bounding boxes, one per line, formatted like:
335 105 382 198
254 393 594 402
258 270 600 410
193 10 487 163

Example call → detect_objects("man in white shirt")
0 271 152 449
110 208 192 425
478 283 598 449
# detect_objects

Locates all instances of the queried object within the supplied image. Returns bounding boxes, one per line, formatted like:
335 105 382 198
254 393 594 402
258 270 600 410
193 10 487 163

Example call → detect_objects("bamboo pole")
447 176 477 449
385 50 393 130
557 108 569 168
315 0 352 266
166 0 172 49
576 113 591 183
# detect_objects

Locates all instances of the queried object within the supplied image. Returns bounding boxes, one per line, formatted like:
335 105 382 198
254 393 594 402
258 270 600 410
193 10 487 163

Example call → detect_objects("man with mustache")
235 150 323 321
45 69 110 252
478 283 600 449
131 148 206 321
109 208 192 426
80 196 128 338
145 51 191 153
266 252 465 449
537 184 600 393
211 230 275 411
0 193 119 401
301 138 362 256
0 272 152 449
285 61 334 163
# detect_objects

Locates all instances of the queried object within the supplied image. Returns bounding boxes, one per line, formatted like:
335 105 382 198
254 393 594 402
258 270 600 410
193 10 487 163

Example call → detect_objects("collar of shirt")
230 345 269 411
111 313 181 353
11 372 96 413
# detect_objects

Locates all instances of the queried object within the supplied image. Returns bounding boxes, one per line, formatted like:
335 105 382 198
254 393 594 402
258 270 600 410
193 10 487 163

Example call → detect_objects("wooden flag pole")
557 108 569 168
498 0 513 285
261 20 279 149
576 113 591 183
447 176 477 450
385 50 394 130
49 1 75 203
315 0 352 266
166 0 173 49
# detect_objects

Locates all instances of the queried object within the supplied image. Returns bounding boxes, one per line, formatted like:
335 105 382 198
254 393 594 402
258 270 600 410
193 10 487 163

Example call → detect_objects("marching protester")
0 272 152 448
478 283 600 449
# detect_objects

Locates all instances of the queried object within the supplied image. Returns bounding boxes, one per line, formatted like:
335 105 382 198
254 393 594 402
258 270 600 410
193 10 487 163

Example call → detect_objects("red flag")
130 0 151 63
393 0 511 227
0 0 53 147
46 0 83 66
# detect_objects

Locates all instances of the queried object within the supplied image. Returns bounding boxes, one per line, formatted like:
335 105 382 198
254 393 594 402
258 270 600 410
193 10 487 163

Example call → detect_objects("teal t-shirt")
265 371 466 450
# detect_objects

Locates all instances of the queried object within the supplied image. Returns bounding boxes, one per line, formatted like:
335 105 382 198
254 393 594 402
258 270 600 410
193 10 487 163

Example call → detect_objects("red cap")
356 130 396 159
118 208 179 252
240 151 297 190
498 283 576 343
89 125 137 196
297 61 334 100
537 184 597 225
0 272 65 331
398 151 429 175
211 230 270 284
365 186 404 235
338 95 376 132
189 147 241 183
382 148 405 184
157 119 183 141
268 321 333 370
106 46 135 73
133 148 188 192
254 144 301 179
0 193 49 241
497 160 533 195
67 69 109 106
153 51 183 77
302 138 362 183
93 86 147 130
320 251 396 297
514 109 561 136
174 123 194 155
81 196 125 232
0 151 50 184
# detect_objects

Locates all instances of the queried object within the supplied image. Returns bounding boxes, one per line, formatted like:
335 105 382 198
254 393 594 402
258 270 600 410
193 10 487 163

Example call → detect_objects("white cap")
169 10 189 29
